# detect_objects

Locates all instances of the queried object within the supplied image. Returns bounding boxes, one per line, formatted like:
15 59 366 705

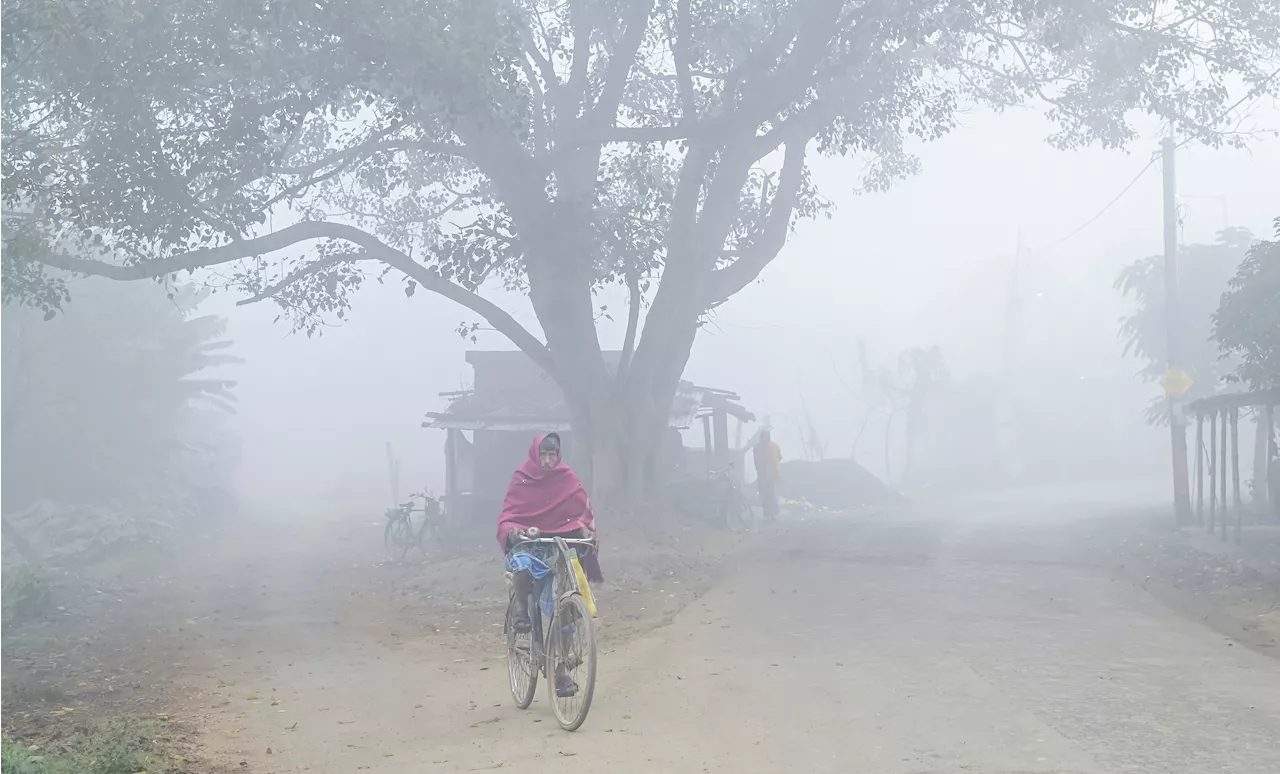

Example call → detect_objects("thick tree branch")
722 0 848 130
617 266 642 380
274 136 472 177
34 221 554 374
670 0 697 124
522 24 557 84
703 139 807 305
585 0 656 129
587 0 850 149
564 0 594 115
594 124 691 143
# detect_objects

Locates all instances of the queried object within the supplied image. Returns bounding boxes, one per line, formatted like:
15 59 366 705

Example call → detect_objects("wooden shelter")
1188 388 1279 543
422 351 753 521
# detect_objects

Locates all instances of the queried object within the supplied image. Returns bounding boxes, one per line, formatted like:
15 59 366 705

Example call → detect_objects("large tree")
1116 228 1255 424
1213 219 1280 392
5 0 1280 501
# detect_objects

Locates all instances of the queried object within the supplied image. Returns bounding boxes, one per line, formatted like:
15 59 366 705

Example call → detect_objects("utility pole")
1162 135 1193 524
996 229 1022 484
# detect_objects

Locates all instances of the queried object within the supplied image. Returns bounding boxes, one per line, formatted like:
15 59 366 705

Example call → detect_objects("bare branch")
234 252 371 306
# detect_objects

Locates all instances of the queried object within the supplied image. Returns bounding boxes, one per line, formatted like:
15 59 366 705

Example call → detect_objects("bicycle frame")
504 536 596 669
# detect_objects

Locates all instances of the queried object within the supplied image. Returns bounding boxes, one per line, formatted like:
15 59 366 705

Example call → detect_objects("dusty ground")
1 508 742 758
5 485 1280 772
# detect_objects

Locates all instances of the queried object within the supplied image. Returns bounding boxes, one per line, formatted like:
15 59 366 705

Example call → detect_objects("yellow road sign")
1160 366 1195 398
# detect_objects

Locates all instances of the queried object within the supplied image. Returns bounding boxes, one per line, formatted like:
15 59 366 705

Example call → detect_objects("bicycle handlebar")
507 535 596 556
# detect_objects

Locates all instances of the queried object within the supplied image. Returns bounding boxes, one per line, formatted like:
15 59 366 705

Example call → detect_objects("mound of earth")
776 458 902 509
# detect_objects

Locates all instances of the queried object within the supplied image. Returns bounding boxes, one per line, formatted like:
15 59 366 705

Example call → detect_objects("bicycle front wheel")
546 593 597 731
417 517 442 556
506 595 538 709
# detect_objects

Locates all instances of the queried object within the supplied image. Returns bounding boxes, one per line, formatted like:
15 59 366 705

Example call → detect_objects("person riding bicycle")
497 433 603 636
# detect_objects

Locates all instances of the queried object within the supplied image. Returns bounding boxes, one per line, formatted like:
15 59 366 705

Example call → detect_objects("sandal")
554 675 578 698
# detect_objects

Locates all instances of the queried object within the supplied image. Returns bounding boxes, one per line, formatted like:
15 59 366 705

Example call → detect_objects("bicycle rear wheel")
725 485 752 532
735 495 756 531
506 595 538 709
384 516 413 562
546 593 596 731
417 500 444 556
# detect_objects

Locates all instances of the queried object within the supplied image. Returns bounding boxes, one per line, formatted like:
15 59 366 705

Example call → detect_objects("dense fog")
194 106 1280 509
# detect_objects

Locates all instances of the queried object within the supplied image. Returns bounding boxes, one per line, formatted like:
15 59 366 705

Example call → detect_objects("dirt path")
155 497 1280 774
10 490 1280 772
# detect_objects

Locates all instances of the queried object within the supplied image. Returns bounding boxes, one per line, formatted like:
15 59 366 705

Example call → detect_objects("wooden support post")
1161 136 1193 525
1267 403 1279 524
1231 406 1242 545
445 429 458 522
1194 410 1204 526
713 409 729 472
1255 403 1273 517
385 441 400 507
702 415 713 475
1220 408 1229 542
1208 411 1218 533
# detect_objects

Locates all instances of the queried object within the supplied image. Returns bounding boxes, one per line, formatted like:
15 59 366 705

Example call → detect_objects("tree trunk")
505 152 716 515
566 382 671 514
1254 407 1270 512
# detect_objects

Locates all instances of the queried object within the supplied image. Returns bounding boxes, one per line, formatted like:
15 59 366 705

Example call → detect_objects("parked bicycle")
711 463 756 531
383 492 443 562
504 530 598 731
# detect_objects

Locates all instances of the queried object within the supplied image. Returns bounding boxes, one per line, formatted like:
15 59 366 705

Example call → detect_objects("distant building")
423 350 752 521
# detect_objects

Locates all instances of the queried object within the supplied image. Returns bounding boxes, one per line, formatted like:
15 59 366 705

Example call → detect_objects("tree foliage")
5 0 1279 495
1115 228 1254 423
1 277 241 519
1213 218 1280 392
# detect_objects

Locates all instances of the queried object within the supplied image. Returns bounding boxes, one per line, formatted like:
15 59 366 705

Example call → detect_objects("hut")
423 351 753 521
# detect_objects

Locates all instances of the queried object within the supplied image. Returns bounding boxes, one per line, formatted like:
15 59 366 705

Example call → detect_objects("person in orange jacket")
752 429 782 521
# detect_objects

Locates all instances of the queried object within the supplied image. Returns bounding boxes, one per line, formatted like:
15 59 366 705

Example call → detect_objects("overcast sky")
212 102 1280 507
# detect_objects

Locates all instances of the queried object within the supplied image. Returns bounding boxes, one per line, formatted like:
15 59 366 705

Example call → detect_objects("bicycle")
711 463 755 531
504 531 598 731
383 492 443 562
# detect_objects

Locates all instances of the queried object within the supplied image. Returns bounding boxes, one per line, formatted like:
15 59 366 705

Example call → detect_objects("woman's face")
538 449 560 469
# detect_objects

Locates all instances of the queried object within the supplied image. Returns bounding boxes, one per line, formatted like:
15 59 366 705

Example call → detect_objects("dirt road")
164 493 1280 774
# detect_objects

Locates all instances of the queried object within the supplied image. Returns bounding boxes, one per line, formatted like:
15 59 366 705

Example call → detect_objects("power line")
1032 67 1280 252
1039 156 1159 249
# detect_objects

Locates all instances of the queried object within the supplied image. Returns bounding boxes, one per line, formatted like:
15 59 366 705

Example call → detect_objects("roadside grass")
1 718 188 774
0 565 59 627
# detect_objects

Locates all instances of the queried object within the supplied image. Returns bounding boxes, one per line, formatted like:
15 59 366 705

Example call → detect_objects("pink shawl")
496 435 602 582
